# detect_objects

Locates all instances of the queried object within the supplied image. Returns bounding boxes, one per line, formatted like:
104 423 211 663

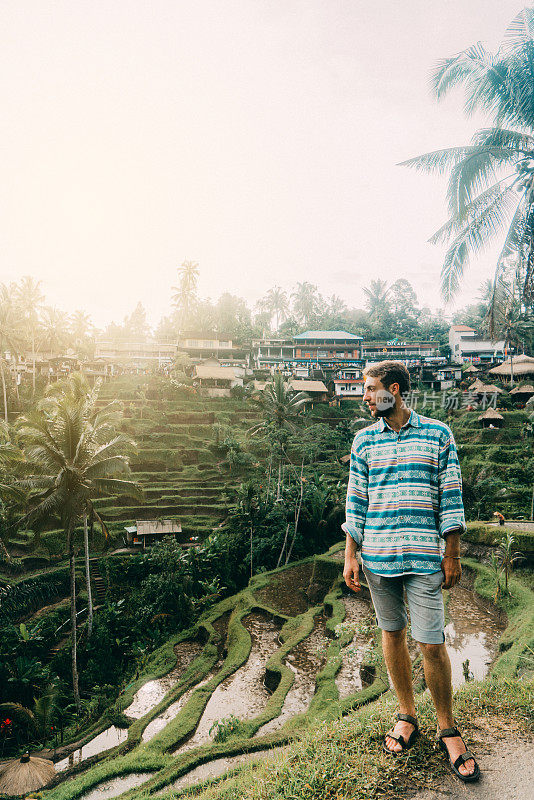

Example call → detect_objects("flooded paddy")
445 580 505 687
125 639 203 719
177 611 281 752
255 562 334 616
256 614 330 736
55 727 128 772
163 747 288 793
335 594 375 698
78 773 153 800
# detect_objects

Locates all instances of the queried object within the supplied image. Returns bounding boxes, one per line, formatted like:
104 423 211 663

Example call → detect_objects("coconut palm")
0 286 24 424
249 373 310 500
172 260 199 332
266 287 289 331
291 282 321 328
15 277 44 393
401 9 534 311
362 279 390 323
16 374 141 710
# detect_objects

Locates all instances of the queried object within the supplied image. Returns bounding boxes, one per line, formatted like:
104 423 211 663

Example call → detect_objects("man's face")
363 376 396 417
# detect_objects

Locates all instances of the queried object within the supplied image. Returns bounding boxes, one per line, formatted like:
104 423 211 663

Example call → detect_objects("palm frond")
430 43 508 118
399 145 484 174
430 180 516 245
91 478 143 500
440 188 521 302
446 151 519 216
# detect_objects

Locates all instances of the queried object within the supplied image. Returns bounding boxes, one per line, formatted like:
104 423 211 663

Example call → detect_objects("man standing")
343 361 479 783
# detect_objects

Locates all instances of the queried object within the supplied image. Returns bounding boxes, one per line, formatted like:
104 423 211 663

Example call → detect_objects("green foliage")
208 713 244 743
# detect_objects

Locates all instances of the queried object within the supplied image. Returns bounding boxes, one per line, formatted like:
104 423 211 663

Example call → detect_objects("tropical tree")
40 307 70 358
401 9 534 312
172 260 199 331
0 286 24 423
248 373 310 500
291 282 321 328
362 279 391 326
15 276 44 393
265 286 289 331
16 373 141 710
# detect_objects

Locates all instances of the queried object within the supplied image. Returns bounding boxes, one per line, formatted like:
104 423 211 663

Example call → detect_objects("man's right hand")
343 556 361 592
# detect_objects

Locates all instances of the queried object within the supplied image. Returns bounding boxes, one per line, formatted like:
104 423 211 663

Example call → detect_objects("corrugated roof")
194 365 237 379
451 325 475 331
136 520 182 535
289 380 328 392
294 330 363 340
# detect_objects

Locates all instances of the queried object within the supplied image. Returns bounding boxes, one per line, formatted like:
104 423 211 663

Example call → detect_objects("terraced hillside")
87 377 264 543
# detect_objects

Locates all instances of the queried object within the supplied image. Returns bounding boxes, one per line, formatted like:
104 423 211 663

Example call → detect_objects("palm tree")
249 373 310 500
0 286 24 424
401 9 534 311
172 260 199 332
16 374 141 710
70 310 94 358
40 307 70 358
291 282 321 328
15 277 44 393
362 279 390 322
266 287 289 331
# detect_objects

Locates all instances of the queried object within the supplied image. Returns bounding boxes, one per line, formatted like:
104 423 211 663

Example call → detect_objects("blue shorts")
362 565 445 644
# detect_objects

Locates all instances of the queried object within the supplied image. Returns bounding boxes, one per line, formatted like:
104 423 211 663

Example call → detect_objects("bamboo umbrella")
0 753 56 795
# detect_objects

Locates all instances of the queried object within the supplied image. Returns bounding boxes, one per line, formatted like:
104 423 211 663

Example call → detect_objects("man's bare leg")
418 642 475 777
382 628 417 752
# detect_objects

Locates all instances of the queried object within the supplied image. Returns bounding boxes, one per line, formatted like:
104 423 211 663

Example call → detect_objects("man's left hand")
441 556 461 589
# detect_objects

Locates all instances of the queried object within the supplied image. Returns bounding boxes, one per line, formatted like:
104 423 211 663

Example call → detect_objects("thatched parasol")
463 363 480 373
0 753 56 795
489 354 534 377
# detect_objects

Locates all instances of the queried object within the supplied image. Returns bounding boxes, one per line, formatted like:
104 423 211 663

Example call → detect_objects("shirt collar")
378 408 420 432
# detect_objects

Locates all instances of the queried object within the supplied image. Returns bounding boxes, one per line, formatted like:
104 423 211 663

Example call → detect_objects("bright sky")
0 1 527 328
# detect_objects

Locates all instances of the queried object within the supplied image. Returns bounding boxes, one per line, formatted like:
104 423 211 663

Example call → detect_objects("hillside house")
125 519 182 549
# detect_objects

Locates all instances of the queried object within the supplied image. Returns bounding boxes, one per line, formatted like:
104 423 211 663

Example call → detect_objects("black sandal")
383 713 419 754
438 726 480 783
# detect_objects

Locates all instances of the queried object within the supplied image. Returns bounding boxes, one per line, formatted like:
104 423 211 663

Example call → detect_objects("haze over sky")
1 1 528 328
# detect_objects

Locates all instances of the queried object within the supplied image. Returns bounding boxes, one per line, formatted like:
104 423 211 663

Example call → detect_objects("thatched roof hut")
0 753 56 795
510 384 534 399
488 354 534 379
463 363 480 373
477 407 504 428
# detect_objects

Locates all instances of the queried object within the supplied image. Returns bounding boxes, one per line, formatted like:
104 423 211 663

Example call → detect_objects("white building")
448 326 505 365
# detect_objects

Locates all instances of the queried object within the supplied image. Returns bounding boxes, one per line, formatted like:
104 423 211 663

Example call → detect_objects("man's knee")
382 626 408 645
418 641 446 661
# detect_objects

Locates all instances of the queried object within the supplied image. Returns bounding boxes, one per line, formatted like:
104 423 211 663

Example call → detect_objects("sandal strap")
453 751 475 770
388 733 406 747
397 713 418 728
439 726 461 739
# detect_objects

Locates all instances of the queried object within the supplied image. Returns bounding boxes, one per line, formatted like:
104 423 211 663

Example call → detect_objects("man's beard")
373 404 394 418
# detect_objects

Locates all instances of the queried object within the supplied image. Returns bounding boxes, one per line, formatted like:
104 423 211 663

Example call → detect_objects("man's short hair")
364 360 410 397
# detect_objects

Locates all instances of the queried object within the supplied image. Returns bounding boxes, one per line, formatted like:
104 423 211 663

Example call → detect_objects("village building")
331 367 365 399
509 384 534 403
363 339 441 366
192 363 243 397
288 379 329 403
449 325 505 365
124 519 183 549
178 333 249 366
488 354 534 382
292 331 364 378
94 341 178 373
478 407 504 428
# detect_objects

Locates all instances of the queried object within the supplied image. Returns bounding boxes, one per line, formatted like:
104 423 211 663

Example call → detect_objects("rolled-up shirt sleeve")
342 437 369 549
438 431 466 539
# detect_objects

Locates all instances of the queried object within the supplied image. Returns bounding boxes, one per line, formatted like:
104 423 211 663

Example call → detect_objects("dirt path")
410 715 534 800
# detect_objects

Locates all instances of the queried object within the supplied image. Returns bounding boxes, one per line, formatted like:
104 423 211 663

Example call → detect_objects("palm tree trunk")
510 351 514 387
0 361 8 424
84 512 94 639
67 521 81 712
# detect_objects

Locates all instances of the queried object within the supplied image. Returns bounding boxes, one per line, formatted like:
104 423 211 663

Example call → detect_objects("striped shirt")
342 409 466 576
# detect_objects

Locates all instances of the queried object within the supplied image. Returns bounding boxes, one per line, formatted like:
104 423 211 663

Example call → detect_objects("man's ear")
389 382 400 397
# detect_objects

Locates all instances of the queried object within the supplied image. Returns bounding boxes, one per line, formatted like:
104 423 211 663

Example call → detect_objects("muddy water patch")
336 594 376 699
162 747 288 793
445 579 505 687
55 727 128 771
255 562 334 617
256 614 330 736
177 611 281 753
77 773 153 800
125 639 203 719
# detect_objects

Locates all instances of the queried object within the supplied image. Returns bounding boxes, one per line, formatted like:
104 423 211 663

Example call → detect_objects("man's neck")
382 404 411 433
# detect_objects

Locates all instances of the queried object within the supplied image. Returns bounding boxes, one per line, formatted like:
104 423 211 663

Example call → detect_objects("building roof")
473 382 503 394
510 384 534 395
136 520 182 536
194 365 237 380
451 325 475 331
294 330 363 341
489 354 534 376
463 363 480 372
289 379 328 393
477 407 504 421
